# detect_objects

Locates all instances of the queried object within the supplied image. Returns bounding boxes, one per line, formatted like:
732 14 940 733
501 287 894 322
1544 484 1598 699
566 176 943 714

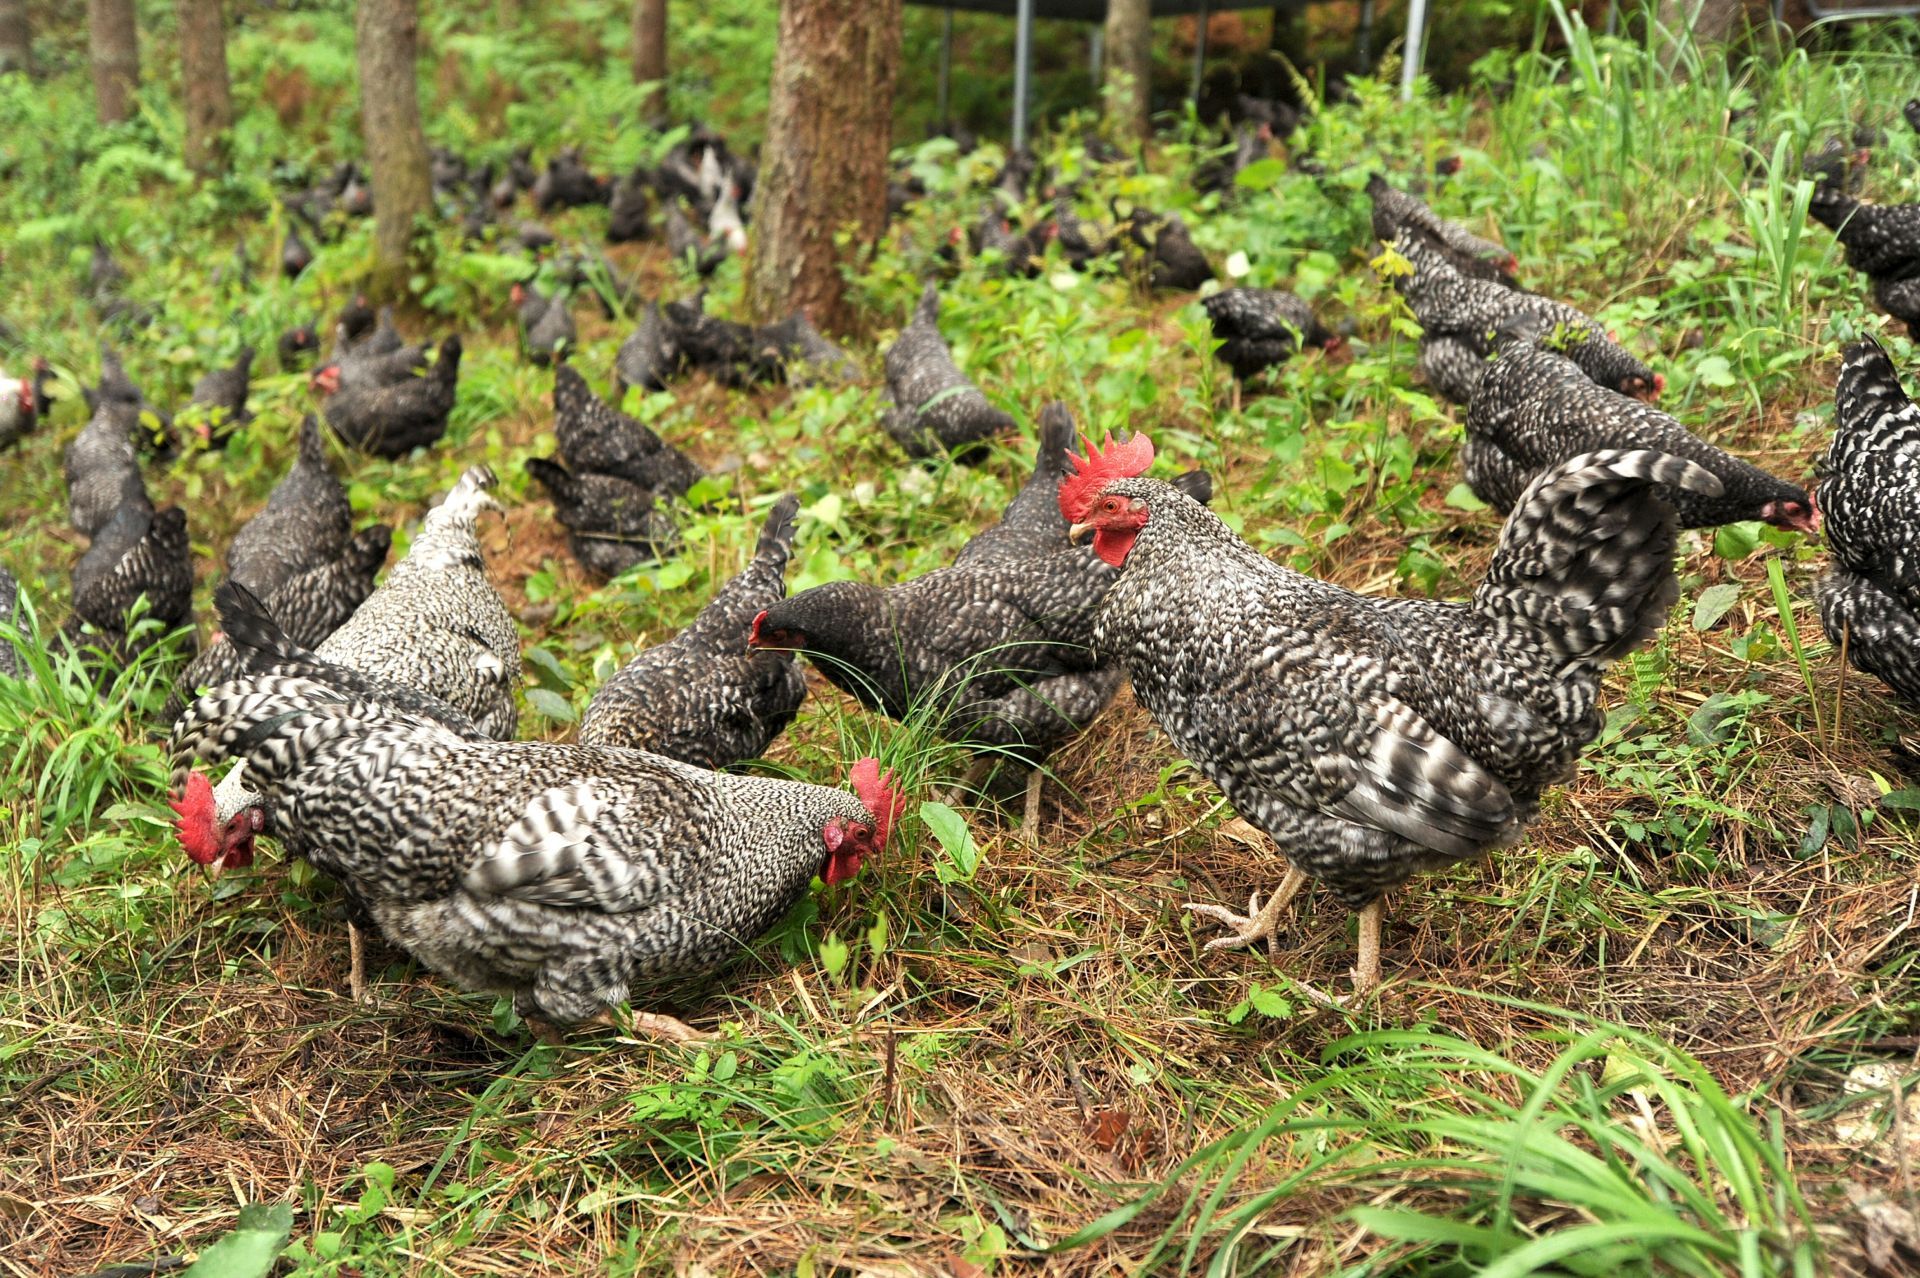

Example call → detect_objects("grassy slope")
2 5 1918 1275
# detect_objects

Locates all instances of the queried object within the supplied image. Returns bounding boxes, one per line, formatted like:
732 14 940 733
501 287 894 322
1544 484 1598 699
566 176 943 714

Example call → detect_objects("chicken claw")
593 1009 715 1046
1186 865 1308 960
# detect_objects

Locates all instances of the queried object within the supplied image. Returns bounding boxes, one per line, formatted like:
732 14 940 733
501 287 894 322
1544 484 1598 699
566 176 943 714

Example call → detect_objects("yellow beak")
1067 522 1094 545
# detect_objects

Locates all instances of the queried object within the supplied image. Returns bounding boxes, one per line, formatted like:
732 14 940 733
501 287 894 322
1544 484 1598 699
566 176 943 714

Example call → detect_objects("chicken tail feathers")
1833 338 1920 470
755 493 802 568
1472 449 1720 664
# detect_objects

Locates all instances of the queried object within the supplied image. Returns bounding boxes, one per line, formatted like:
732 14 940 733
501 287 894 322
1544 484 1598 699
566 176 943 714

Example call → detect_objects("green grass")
3 3 1919 1275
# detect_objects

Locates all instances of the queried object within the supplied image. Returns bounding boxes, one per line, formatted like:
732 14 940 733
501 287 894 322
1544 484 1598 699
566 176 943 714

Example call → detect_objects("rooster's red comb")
851 757 905 849
170 771 221 866
1058 431 1155 523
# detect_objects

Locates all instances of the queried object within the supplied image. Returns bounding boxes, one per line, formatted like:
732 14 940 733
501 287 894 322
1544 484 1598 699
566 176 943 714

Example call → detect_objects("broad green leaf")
1690 582 1741 631
182 1202 294 1278
525 688 576 723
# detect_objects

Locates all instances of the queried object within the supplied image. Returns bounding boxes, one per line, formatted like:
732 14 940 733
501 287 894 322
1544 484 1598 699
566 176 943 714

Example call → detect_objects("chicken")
1145 214 1213 292
65 401 152 537
752 406 1210 828
322 335 462 457
526 457 679 581
1802 137 1869 194
751 312 859 387
665 202 728 277
881 283 1016 461
534 147 611 211
1907 99 1920 136
708 182 748 255
225 416 356 601
185 346 255 446
581 496 806 768
1 358 49 452
1201 288 1343 382
1465 315 1815 531
168 653 904 1037
514 283 576 366
1366 173 1519 288
60 504 194 663
615 302 682 395
1051 194 1111 270
87 343 174 457
1390 230 1661 405
661 295 756 382
608 168 653 243
975 204 1043 278
282 227 314 279
552 365 703 497
0 567 25 680
1809 188 1920 334
1815 339 1920 708
1063 432 1719 991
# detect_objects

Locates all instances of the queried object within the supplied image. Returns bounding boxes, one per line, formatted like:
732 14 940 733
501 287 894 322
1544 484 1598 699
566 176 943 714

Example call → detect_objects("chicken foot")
594 1008 714 1046
347 921 368 1003
1185 864 1308 960
1351 899 1384 995
1020 768 1045 846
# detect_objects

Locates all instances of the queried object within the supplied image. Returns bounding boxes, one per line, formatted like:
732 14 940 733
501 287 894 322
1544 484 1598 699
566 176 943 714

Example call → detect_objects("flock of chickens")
2 95 1918 1038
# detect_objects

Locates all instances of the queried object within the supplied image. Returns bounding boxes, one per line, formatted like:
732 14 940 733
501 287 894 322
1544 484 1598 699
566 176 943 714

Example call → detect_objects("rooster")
1366 173 1519 288
1816 339 1920 708
1390 230 1661 406
1201 288 1343 382
881 283 1016 462
1063 431 1719 991
320 335 462 457
168 619 903 1040
1467 315 1815 531
582 496 805 768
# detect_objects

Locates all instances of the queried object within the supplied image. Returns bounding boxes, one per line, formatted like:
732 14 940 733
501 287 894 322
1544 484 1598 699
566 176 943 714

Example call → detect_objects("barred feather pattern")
552 365 703 496
1366 175 1518 287
227 416 354 599
1808 188 1920 280
168 671 877 1022
882 283 1016 460
1090 450 1704 906
64 505 194 650
1466 333 1803 526
580 495 806 768
1816 339 1920 705
64 402 151 537
1200 288 1333 381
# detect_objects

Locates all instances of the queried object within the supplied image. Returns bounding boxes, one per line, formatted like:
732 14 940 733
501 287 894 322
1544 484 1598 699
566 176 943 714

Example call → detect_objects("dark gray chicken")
186 346 255 446
1390 230 1661 406
1063 432 1719 991
514 283 575 365
881 283 1016 461
615 302 682 395
580 495 806 768
322 335 462 457
1366 173 1519 288
61 504 194 663
1146 214 1213 292
282 227 314 279
65 401 153 537
752 313 859 387
533 147 610 211
665 202 728 277
0 567 25 680
1051 194 1111 270
1201 288 1342 381
86 343 174 457
1815 339 1920 707
526 457 680 581
1809 188 1920 334
552 365 703 497
226 415 356 600
279 323 321 369
1465 316 1815 531
608 169 653 242
661 295 756 382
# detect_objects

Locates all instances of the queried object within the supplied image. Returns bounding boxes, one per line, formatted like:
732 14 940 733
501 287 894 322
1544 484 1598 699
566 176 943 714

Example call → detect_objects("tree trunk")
178 0 233 177
354 0 432 295
0 0 30 77
744 0 902 333
88 0 140 125
631 0 667 120
1103 0 1152 143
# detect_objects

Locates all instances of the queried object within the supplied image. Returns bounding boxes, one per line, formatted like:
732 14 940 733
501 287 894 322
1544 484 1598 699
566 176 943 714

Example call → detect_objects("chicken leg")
347 921 368 1003
592 1008 714 1045
1186 864 1308 959
1020 768 1045 846
1351 899 1384 994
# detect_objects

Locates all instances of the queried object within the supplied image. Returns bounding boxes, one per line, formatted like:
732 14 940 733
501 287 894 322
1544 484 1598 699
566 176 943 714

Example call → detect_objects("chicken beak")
1068 522 1094 545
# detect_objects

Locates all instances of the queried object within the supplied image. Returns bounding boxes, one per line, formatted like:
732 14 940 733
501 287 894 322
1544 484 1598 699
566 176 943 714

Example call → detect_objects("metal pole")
1357 0 1375 71
1399 0 1426 101
938 8 953 125
1190 0 1210 107
1089 27 1103 85
1013 0 1033 150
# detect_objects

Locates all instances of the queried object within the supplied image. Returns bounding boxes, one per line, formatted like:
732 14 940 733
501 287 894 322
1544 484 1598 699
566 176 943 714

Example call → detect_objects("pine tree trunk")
744 0 902 333
0 0 31 77
355 0 432 295
178 0 233 177
631 0 667 119
88 0 140 124
1103 0 1152 143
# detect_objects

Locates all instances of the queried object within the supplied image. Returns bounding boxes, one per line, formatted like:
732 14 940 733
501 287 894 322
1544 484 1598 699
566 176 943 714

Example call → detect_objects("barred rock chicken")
169 648 903 1038
661 295 758 383
185 347 255 446
526 457 680 581
1390 231 1661 406
552 366 703 497
1366 174 1519 288
1815 339 1920 707
61 504 194 664
227 417 355 599
608 169 653 243
0 568 24 680
1201 288 1343 382
1 358 50 452
1064 432 1720 991
321 307 426 395
87 343 174 457
615 302 681 395
1466 316 1815 532
322 336 462 457
1808 188 1920 334
581 495 806 768
65 402 152 537
514 283 576 366
753 405 1210 833
1145 214 1213 292
881 283 1016 461
533 147 611 211
753 313 859 387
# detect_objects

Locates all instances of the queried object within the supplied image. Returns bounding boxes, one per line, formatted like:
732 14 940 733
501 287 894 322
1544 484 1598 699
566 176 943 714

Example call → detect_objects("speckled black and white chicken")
1064 432 1719 991
513 282 575 366
1466 315 1815 532
752 405 1210 831
526 457 680 581
615 302 681 395
186 347 255 446
1390 230 1661 405
168 633 904 1039
321 335 462 458
580 495 806 768
1808 187 1920 335
1201 288 1343 382
1366 173 1519 288
0 567 26 680
65 401 152 537
552 365 703 498
60 503 194 666
881 283 1016 461
1815 339 1920 708
86 343 174 457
